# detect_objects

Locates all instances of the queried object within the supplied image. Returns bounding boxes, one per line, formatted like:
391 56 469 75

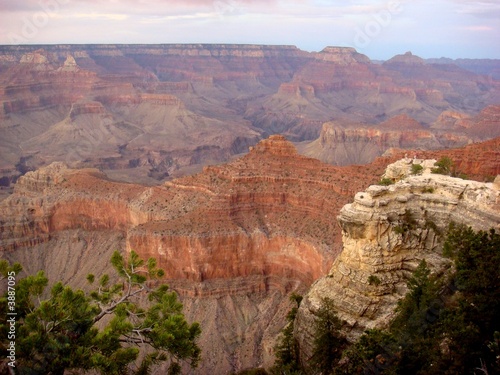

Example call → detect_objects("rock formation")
1 44 499 186
0 135 385 374
378 136 500 181
299 105 500 166
1 134 499 372
295 159 500 361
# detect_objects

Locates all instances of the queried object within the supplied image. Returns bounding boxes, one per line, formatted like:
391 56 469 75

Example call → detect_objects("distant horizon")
1 42 498 62
1 0 499 60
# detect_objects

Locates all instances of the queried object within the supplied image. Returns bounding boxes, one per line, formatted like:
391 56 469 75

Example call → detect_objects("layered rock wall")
295 162 500 360
0 136 382 374
1 44 499 185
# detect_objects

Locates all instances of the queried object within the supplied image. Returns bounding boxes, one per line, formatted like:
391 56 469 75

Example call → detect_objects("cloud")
450 0 500 18
70 12 129 21
462 25 495 32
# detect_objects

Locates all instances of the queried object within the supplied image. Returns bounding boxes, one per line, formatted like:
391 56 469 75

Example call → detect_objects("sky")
1 0 499 60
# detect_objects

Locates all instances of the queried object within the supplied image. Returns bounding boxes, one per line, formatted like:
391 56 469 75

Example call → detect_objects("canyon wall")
1 44 499 187
295 159 500 361
300 105 500 166
1 134 499 372
0 136 385 373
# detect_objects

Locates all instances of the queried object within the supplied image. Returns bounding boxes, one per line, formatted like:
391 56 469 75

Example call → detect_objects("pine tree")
270 293 304 375
439 224 500 373
309 298 347 375
0 251 201 375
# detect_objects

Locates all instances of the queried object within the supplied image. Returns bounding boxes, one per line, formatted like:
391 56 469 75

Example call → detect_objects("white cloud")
70 13 130 21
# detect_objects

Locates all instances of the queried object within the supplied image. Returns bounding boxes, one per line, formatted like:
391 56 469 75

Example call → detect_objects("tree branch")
93 280 145 323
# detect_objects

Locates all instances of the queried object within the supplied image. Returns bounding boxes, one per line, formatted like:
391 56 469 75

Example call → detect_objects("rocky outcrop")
299 116 443 165
314 47 371 64
295 160 500 360
377 136 500 181
2 134 499 372
384 51 425 66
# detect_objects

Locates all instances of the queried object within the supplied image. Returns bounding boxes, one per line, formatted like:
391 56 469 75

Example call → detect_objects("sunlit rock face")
295 161 500 361
2 133 499 373
299 106 500 166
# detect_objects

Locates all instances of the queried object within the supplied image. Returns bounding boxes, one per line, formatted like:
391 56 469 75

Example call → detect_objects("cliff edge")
295 160 500 360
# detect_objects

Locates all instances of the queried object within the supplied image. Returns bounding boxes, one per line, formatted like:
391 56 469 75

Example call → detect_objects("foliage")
392 225 405 235
0 251 201 375
367 275 381 286
309 298 348 375
335 329 399 374
439 223 500 373
431 156 454 175
270 293 304 375
388 260 444 374
393 209 417 235
410 164 423 175
378 178 394 186
0 259 22 279
424 219 440 235
421 186 434 194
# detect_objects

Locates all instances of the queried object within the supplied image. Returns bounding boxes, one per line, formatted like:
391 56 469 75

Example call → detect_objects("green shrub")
424 219 441 235
394 225 405 234
368 275 382 286
309 298 348 374
378 177 394 186
270 293 303 374
411 164 424 175
431 156 453 175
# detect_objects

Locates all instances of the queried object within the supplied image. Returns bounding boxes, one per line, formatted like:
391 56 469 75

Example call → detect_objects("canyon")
1 44 499 190
1 43 500 373
1 134 499 373
0 135 383 373
299 104 500 166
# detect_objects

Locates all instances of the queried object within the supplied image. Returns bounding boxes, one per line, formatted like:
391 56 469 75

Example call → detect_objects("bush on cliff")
0 251 201 375
431 156 454 175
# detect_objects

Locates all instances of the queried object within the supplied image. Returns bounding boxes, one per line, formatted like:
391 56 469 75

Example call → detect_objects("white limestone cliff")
295 160 500 359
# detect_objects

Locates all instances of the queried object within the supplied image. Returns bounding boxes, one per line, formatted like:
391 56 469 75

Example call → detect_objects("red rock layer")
376 137 500 180
300 106 500 167
0 136 383 280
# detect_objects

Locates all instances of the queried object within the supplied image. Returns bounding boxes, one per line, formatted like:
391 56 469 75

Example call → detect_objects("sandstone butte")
1 135 500 373
299 105 500 166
